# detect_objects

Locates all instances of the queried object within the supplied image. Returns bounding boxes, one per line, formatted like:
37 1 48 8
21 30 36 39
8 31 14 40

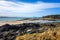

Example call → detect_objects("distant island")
42 15 60 19
0 16 10 18
22 15 60 20
0 16 21 18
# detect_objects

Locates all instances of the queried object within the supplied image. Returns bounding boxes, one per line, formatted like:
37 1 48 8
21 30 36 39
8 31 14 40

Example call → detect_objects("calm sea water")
0 17 22 21
0 17 60 23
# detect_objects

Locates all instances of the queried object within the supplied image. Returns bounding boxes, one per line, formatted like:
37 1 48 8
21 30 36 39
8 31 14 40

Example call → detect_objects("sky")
0 0 60 17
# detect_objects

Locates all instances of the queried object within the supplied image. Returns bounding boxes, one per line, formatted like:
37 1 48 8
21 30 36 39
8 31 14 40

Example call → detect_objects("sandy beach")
0 20 43 26
0 21 23 26
0 20 38 26
0 20 44 26
0 20 40 26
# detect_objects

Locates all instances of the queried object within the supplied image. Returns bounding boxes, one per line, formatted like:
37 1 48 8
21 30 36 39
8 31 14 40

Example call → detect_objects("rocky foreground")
0 22 60 40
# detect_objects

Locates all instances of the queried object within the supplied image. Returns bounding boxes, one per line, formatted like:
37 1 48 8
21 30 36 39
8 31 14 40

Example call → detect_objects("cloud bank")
0 0 60 17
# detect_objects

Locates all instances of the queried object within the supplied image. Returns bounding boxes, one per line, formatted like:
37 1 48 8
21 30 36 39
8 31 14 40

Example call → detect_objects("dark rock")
0 23 56 40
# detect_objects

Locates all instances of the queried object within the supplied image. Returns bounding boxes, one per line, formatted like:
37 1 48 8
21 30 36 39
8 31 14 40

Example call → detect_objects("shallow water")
41 20 60 23
22 20 60 23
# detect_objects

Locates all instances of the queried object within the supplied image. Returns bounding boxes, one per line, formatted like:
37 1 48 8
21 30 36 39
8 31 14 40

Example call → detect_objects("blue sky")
0 0 60 17
6 0 60 3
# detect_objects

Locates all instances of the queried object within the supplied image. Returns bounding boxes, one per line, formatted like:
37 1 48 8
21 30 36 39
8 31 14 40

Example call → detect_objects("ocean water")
0 17 22 21
0 17 60 23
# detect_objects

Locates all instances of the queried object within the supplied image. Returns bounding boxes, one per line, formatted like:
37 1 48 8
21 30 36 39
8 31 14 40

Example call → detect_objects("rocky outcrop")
0 23 57 40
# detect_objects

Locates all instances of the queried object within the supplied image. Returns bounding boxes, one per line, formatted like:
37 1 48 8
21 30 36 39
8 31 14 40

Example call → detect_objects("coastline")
0 21 60 40
0 19 60 40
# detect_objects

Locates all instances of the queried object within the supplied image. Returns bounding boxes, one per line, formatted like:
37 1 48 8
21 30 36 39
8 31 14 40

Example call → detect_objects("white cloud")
0 1 60 17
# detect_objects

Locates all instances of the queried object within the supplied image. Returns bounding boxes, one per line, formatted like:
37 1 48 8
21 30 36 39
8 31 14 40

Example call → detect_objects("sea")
0 17 60 23
0 17 22 21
